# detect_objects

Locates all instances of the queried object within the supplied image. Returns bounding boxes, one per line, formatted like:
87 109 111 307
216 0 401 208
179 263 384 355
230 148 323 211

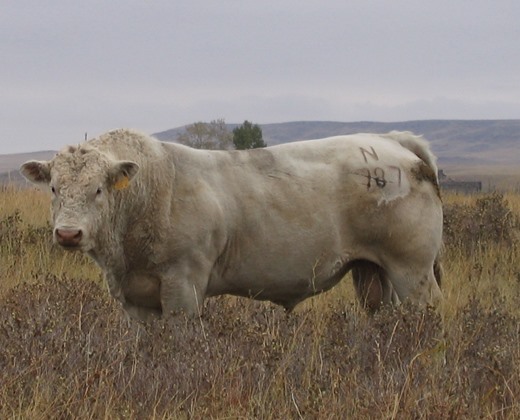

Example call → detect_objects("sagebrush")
1 188 520 419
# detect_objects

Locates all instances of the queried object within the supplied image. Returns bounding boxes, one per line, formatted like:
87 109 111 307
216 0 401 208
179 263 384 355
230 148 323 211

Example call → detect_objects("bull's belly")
213 249 354 306
220 272 345 309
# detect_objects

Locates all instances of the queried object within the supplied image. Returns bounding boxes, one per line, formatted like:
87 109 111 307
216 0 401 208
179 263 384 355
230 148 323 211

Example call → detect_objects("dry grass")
1 186 520 419
0 185 99 293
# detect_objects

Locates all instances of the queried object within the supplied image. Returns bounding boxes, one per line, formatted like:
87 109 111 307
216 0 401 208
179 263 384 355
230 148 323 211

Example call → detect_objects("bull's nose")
55 228 83 248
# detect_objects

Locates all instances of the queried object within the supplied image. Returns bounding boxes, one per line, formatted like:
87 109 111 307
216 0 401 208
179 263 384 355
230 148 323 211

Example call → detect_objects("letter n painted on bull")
360 146 378 163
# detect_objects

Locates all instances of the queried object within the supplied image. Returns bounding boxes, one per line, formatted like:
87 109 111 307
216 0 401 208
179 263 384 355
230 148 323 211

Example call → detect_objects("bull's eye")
51 186 56 195
96 187 102 195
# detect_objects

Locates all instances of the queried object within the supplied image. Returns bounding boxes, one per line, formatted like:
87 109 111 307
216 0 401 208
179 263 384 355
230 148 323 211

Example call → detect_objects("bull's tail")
381 131 439 182
433 253 443 287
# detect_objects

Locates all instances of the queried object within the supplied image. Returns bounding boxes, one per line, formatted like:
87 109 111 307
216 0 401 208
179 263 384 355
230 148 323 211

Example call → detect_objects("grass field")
1 185 520 419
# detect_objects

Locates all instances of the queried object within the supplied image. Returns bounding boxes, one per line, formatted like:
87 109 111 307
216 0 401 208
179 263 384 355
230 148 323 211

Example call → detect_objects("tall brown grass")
1 185 520 419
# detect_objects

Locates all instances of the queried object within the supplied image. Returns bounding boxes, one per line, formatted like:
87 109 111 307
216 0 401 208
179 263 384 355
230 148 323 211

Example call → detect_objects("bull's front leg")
160 262 209 317
122 302 162 323
106 270 163 323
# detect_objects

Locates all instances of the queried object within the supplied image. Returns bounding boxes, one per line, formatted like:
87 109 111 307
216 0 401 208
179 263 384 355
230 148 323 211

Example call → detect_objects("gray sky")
2 0 519 154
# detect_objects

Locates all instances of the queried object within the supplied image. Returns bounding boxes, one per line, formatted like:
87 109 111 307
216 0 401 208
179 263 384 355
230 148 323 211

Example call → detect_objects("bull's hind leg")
352 260 399 312
433 255 443 287
385 263 442 307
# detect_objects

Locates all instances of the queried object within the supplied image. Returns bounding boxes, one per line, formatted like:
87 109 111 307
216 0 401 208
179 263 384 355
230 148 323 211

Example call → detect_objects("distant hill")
3 120 520 188
154 119 520 166
0 150 56 186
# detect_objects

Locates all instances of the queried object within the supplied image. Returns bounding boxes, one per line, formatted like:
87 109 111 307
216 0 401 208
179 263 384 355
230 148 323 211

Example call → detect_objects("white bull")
21 129 443 321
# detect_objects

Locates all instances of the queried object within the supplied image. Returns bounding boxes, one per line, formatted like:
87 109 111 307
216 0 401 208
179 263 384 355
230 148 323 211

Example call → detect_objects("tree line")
175 119 266 150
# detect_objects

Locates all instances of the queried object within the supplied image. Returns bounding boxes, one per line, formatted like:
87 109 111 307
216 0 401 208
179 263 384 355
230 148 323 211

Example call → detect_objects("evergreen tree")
232 120 266 150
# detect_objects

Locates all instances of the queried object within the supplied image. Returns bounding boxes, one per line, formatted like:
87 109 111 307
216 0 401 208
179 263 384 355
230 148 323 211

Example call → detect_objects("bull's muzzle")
55 228 83 249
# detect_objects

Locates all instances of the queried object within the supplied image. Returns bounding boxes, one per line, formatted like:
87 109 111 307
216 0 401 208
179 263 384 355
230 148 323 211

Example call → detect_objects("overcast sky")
2 1 519 154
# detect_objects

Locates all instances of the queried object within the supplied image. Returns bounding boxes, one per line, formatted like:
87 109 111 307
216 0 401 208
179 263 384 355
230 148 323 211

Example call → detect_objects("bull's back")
236 133 434 208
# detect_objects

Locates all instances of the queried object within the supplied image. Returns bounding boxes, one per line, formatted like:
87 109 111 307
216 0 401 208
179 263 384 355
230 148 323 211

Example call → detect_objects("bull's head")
20 145 139 252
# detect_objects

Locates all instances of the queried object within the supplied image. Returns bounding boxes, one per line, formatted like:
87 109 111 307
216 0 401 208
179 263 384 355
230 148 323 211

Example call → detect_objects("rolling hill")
0 151 56 185
155 119 520 166
3 120 520 188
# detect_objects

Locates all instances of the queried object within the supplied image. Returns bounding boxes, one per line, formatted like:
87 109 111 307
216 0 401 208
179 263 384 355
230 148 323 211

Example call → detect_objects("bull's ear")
109 160 139 191
20 160 51 185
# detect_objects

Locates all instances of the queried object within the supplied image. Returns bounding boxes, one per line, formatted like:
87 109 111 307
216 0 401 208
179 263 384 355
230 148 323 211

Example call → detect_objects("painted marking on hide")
361 167 388 189
360 146 379 163
357 146 404 190
373 167 386 187
358 164 405 195
388 165 402 187
354 145 409 203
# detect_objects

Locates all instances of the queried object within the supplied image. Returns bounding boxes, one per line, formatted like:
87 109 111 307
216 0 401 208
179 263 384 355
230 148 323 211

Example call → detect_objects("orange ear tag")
114 176 130 191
